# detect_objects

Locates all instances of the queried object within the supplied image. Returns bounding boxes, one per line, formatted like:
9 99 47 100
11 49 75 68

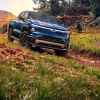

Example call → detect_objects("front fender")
9 20 20 30
21 24 31 32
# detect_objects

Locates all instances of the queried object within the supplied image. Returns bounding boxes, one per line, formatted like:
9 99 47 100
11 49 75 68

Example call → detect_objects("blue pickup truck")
8 11 70 55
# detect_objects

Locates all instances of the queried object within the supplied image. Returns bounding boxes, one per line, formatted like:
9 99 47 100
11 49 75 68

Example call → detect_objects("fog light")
31 28 35 32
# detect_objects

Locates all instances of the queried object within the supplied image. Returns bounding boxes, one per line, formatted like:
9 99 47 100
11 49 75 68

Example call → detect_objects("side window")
18 12 29 20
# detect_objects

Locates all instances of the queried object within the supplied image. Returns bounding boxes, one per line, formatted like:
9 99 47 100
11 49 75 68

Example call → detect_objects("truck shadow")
31 47 55 55
31 47 69 57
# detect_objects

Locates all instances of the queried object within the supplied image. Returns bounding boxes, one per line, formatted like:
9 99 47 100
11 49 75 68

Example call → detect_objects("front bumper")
35 39 65 48
30 39 68 50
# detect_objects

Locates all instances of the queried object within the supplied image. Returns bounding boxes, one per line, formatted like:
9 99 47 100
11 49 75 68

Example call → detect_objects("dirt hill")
0 10 16 28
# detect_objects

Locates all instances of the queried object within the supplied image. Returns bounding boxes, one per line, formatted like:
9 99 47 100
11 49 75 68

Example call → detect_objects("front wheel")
19 31 29 47
8 27 14 42
55 49 68 56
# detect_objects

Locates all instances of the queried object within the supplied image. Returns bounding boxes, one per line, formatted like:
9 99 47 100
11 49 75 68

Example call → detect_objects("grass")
0 34 100 100
0 53 100 100
0 34 30 53
70 33 100 56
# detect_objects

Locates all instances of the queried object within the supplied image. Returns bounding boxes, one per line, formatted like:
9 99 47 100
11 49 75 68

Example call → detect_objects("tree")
89 0 96 15
95 0 100 17
50 0 60 16
32 0 94 16
32 0 47 10
32 0 69 16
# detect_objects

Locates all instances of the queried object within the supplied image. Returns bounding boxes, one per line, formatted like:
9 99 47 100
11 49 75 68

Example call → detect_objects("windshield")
29 12 64 25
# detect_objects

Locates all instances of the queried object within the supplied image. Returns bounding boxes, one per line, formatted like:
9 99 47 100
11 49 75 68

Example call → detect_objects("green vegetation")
0 34 100 100
70 33 100 56
0 52 100 100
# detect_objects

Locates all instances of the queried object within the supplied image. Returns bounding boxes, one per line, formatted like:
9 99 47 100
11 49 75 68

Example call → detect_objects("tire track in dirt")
68 50 100 68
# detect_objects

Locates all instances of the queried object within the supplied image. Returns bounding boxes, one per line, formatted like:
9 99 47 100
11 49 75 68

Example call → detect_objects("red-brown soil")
0 10 15 27
68 50 100 68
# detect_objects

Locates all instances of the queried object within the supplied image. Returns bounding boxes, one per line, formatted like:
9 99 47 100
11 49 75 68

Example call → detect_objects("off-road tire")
55 50 68 57
8 27 14 42
19 31 29 47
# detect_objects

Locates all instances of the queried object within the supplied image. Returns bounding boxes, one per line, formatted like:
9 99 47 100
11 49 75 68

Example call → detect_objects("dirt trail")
0 33 100 68
68 50 100 68
0 42 100 68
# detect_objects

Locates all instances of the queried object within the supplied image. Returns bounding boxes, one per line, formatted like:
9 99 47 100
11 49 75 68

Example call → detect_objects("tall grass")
0 33 100 100
0 54 100 100
70 33 100 56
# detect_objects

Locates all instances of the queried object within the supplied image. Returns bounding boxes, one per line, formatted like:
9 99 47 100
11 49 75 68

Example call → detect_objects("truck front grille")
35 39 65 49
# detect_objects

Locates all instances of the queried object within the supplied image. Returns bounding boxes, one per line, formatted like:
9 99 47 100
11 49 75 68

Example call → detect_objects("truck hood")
28 19 66 31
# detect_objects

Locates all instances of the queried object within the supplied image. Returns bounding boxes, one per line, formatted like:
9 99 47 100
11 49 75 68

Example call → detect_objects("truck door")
13 11 29 38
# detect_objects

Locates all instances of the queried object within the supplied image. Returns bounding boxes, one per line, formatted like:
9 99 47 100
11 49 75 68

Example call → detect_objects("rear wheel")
8 27 14 42
2 24 7 33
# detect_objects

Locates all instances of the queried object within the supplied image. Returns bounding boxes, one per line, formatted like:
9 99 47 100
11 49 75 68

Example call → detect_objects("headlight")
31 28 35 32
66 30 70 34
67 33 70 40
